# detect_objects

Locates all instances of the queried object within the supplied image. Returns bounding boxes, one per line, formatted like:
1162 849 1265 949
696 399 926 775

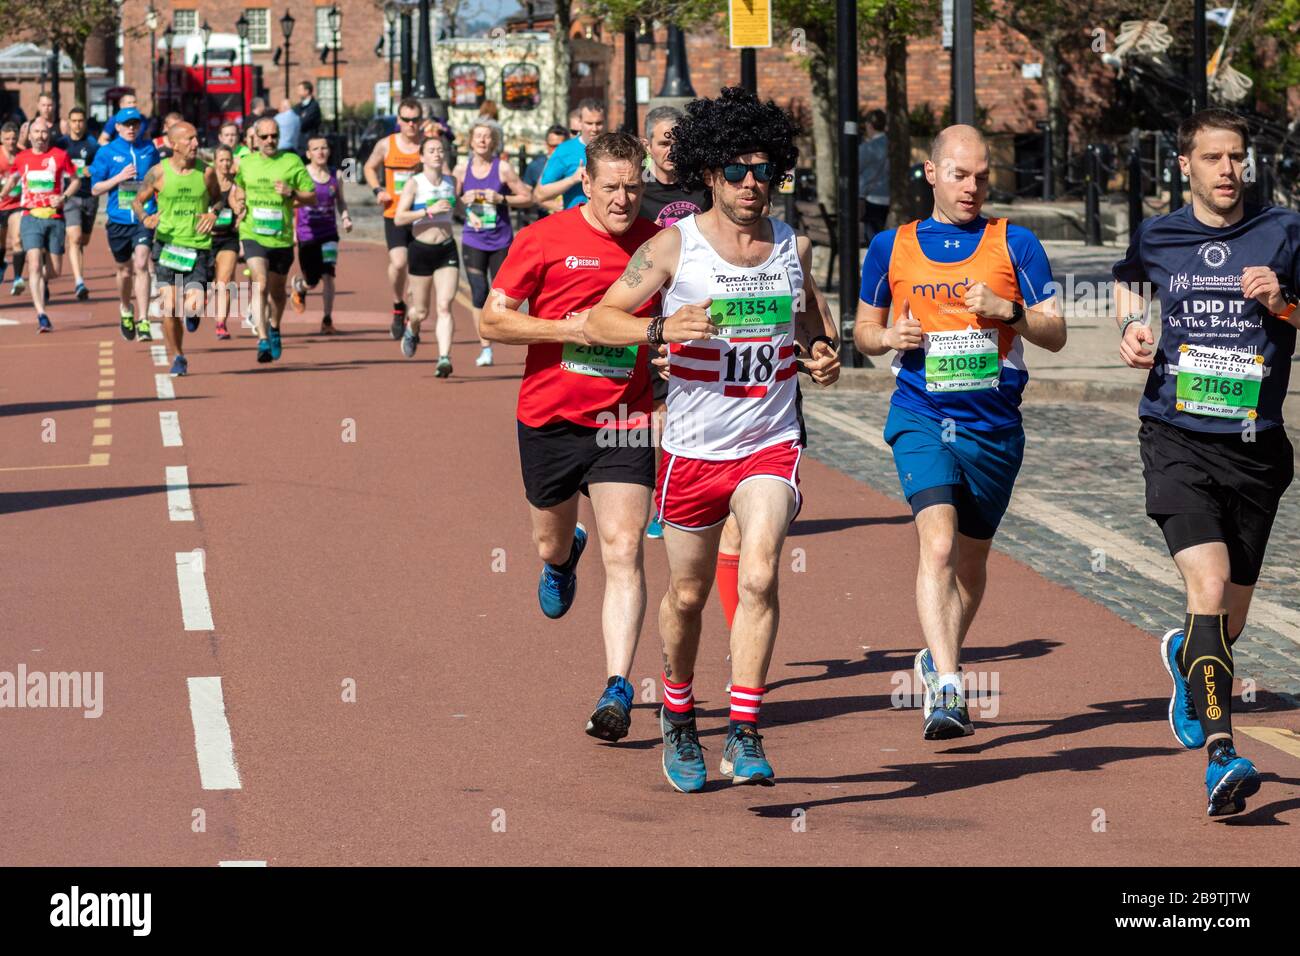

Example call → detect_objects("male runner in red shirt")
482 131 665 744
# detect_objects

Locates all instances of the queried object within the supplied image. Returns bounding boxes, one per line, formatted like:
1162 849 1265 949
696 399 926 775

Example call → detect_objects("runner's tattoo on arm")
662 653 672 679
619 241 654 289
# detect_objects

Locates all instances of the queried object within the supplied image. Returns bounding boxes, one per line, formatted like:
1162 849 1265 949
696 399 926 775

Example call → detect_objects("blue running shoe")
36 314 52 333
923 683 974 740
914 648 941 717
268 326 283 360
1161 628 1205 749
256 338 273 363
1206 744 1261 817
586 676 634 741
185 312 200 333
660 707 707 793
720 724 774 785
645 517 664 539
169 354 188 377
537 523 587 619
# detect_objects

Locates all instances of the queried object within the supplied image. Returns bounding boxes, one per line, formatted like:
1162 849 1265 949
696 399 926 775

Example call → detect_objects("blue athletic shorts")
883 402 1025 540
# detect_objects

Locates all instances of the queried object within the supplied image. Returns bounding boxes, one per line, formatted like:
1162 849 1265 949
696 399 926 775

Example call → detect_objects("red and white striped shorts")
654 439 803 531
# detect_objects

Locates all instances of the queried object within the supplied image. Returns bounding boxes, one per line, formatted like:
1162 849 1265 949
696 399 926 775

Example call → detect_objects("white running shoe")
475 346 494 367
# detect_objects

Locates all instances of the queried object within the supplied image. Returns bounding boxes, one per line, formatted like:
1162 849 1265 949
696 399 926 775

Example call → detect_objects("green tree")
0 0 121 109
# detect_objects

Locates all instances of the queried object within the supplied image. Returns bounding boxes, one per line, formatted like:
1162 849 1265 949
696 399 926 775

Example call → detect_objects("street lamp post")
163 25 174 116
622 19 637 133
657 24 696 99
413 0 444 118
835 0 863 366
145 5 160 121
328 5 342 134
384 3 398 110
201 20 212 142
280 10 296 101
1192 0 1209 111
236 13 250 122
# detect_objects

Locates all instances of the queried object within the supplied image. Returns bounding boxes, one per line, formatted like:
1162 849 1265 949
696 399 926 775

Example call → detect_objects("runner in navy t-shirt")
1112 108 1300 818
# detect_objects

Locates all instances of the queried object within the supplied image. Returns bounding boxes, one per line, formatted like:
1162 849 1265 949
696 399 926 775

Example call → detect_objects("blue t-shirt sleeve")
858 229 896 307
1005 225 1056 307
539 142 573 186
89 146 110 186
1111 218 1149 286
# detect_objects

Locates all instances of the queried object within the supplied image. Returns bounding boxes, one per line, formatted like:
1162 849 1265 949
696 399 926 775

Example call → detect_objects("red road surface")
2 239 1297 866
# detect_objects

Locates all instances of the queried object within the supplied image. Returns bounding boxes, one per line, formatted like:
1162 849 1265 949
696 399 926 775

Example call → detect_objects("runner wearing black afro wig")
667 87 801 195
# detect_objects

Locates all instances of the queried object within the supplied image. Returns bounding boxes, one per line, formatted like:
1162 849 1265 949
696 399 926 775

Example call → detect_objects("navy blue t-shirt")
55 134 98 181
1112 204 1300 433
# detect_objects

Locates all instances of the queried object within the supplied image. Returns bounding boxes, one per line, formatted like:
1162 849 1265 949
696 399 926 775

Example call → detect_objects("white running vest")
660 215 803 460
411 171 456 236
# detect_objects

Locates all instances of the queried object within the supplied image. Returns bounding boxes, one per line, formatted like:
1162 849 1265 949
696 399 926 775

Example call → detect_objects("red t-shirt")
12 147 76 218
0 150 21 211
494 206 661 429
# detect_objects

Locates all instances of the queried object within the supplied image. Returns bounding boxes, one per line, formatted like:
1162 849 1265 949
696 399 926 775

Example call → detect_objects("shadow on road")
789 514 913 535
0 482 238 515
0 395 206 418
1221 775 1300 826
747 745 1175 816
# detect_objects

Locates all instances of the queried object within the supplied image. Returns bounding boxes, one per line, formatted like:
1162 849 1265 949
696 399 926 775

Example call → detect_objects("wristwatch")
1007 301 1026 326
1275 289 1298 321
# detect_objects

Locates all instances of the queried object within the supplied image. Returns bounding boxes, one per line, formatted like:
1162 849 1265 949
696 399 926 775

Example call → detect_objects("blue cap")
113 107 143 125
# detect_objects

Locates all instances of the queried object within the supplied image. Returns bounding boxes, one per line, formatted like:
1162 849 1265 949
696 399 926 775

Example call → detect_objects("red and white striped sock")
662 673 694 722
729 684 765 727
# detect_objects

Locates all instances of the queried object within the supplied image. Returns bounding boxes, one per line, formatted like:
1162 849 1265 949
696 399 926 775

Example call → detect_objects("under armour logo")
943 240 961 249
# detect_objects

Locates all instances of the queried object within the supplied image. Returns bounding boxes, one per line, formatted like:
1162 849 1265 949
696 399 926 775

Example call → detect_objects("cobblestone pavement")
802 387 1300 701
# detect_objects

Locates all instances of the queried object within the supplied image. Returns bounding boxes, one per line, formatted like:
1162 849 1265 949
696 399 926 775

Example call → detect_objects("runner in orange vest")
363 97 425 341
854 124 1066 741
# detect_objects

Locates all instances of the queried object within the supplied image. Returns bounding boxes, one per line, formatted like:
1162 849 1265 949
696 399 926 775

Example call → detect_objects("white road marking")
175 551 214 630
186 677 241 790
0 317 20 326
159 411 183 447
166 466 194 521
155 374 175 399
151 344 169 366
218 861 267 867
806 400 1300 649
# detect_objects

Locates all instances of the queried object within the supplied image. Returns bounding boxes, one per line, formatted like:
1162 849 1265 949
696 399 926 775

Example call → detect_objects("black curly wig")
667 87 801 194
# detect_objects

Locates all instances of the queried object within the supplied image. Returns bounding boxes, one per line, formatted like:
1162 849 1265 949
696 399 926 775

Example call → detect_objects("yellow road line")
98 379 114 388
0 457 105 473
97 357 113 367
96 390 113 399
95 404 111 412
91 434 112 447
1237 725 1300 761
99 340 113 347
88 453 109 467
92 418 111 429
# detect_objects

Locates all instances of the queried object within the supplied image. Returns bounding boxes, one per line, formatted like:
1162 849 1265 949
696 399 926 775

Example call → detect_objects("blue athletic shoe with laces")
660 708 706 793
1205 743 1260 817
169 354 188 377
586 675 634 741
1161 628 1206 749
268 326 283 360
538 523 586 619
924 683 974 740
720 723 774 785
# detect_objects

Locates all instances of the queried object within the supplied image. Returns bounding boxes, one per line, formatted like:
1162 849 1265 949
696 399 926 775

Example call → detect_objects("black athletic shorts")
408 238 459 276
211 233 240 256
384 217 413 250
106 220 153 264
298 237 339 286
1139 416 1293 586
242 239 294 276
517 417 656 509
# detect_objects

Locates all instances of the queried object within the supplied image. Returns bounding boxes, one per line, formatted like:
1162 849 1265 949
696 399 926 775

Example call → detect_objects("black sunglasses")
398 114 422 123
722 162 775 184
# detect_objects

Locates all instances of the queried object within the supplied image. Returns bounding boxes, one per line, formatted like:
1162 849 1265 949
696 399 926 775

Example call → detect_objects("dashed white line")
159 411 183 447
166 466 194 522
186 677 241 790
175 550 214 630
218 861 267 867
155 374 175 400
151 344 169 366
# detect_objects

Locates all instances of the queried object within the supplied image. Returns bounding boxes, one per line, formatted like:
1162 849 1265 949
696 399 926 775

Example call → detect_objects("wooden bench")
793 200 838 289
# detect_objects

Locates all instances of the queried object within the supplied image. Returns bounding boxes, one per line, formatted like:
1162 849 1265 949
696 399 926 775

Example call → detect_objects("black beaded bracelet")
646 317 664 347
807 334 837 353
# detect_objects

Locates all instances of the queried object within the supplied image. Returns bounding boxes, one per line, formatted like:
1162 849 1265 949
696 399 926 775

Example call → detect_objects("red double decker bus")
157 34 260 139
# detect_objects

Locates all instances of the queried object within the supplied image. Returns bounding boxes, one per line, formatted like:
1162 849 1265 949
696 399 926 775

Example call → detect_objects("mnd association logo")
0 664 103 718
